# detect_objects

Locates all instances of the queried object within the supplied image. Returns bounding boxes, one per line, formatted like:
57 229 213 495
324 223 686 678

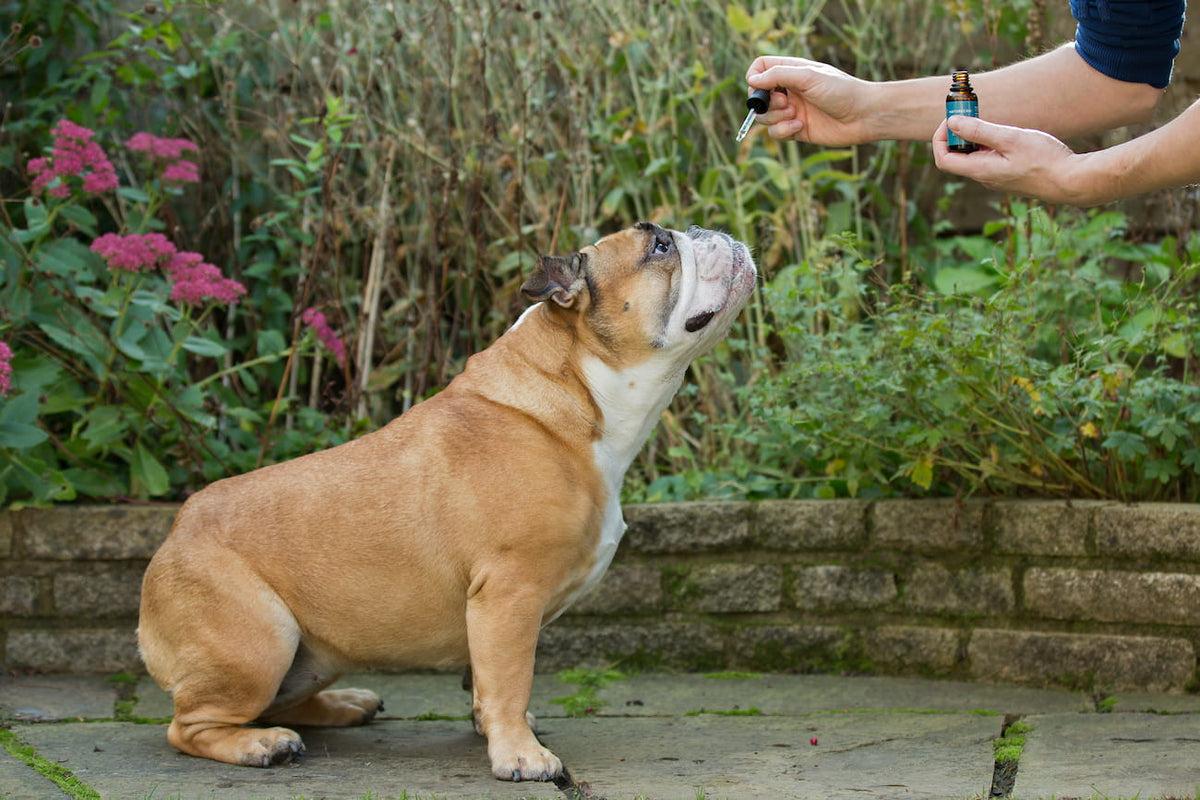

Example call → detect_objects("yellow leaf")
909 456 934 490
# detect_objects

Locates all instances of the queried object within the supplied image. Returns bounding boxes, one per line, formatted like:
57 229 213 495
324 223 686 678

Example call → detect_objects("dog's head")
521 222 756 367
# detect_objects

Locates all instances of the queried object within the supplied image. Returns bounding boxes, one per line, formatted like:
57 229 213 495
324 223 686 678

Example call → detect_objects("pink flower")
91 233 178 273
0 341 12 397
90 233 243 306
82 170 120 193
126 132 199 160
164 251 246 306
27 119 118 198
27 157 51 192
161 160 199 184
127 132 200 184
301 308 347 367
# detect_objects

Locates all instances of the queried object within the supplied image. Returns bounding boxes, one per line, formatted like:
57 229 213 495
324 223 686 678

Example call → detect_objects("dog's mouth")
685 310 716 333
681 234 753 334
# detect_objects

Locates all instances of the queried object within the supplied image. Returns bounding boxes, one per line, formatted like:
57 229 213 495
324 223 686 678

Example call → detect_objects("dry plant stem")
355 141 397 420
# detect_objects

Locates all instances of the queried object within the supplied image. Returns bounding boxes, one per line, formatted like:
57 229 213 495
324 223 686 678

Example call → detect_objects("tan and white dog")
137 222 756 781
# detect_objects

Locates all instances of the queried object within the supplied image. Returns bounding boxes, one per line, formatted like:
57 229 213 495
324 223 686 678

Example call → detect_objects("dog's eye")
651 233 673 256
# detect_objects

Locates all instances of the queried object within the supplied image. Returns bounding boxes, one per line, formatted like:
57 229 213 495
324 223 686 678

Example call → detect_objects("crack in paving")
554 764 607 800
988 713 1025 799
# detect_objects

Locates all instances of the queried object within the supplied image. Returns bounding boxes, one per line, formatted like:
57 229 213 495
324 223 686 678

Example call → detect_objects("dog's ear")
521 253 589 309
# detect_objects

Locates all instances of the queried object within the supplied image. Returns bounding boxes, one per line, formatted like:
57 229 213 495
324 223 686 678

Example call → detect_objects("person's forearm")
1063 95 1200 205
864 44 1163 142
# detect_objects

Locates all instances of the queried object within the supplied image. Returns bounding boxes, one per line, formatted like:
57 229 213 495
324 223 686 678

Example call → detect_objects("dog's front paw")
489 739 563 782
240 727 306 767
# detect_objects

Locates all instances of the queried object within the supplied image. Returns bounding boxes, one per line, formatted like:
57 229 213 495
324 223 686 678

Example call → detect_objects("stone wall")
3 500 1200 693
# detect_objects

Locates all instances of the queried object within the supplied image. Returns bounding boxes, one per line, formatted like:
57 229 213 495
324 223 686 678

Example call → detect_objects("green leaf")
256 328 288 356
89 73 112 115
16 198 51 241
131 441 170 496
79 405 129 450
181 335 229 358
0 392 47 448
59 204 100 236
116 185 151 204
1143 459 1180 484
0 451 75 504
9 354 61 395
1101 430 1149 460
933 265 1000 296
23 197 48 230
113 318 149 360
61 467 122 499
129 289 180 323
0 420 48 448
36 237 97 281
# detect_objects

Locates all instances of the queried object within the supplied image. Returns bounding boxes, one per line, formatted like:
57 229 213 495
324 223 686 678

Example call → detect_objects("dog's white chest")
547 356 683 622
546 443 627 623
582 491 627 599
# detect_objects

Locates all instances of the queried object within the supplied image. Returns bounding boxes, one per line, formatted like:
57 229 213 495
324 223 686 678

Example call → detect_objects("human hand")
932 116 1089 205
745 56 877 145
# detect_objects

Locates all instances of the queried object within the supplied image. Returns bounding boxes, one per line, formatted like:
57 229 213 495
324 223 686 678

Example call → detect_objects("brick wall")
3 500 1200 693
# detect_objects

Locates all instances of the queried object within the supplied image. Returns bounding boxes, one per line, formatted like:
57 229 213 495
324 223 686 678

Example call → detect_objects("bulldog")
137 222 756 781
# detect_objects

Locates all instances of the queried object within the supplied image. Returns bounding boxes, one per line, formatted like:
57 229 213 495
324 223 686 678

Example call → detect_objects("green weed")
684 706 763 717
993 718 1034 765
703 670 764 680
551 668 627 718
0 726 101 799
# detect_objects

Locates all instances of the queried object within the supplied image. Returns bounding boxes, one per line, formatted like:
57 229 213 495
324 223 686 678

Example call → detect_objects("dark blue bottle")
946 70 980 153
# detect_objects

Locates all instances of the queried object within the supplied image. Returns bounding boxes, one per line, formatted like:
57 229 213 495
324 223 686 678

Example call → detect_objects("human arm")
745 43 1163 146
932 96 1200 206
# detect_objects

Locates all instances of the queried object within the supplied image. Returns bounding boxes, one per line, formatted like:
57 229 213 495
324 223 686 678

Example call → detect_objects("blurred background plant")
1 0 1196 505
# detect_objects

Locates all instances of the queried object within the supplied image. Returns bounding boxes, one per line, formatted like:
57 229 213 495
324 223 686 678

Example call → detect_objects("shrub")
2 0 1196 505
0 118 348 504
738 206 1200 501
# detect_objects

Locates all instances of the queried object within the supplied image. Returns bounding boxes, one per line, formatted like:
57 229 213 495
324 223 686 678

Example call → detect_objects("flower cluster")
165 251 246 305
27 120 119 198
126 132 200 185
301 308 347 367
0 341 13 397
90 233 246 306
27 121 202 200
90 232 177 273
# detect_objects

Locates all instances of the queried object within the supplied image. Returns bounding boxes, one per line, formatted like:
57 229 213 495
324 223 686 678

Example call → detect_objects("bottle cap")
746 88 771 115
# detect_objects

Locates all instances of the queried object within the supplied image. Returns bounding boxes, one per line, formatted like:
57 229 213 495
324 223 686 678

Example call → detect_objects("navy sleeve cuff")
1071 0 1186 89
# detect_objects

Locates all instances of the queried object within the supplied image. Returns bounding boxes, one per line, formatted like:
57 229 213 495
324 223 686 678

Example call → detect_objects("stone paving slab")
6 712 998 800
0 675 118 721
1014 712 1200 800
7 719 559 800
0 752 71 800
4 673 1200 799
538 713 997 800
590 673 1095 717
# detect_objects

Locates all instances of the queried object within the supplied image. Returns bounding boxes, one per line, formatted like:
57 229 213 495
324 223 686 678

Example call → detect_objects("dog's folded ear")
521 253 589 309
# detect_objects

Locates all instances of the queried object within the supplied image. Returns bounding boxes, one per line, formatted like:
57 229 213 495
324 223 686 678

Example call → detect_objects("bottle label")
946 99 979 148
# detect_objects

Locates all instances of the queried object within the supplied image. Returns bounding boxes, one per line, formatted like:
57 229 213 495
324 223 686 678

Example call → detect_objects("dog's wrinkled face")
521 222 756 367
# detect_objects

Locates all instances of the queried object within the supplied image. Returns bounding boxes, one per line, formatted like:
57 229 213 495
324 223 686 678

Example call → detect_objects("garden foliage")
1 0 1197 505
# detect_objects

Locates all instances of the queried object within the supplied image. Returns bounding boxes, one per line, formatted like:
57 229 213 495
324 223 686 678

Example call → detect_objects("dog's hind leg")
140 555 309 767
258 643 383 727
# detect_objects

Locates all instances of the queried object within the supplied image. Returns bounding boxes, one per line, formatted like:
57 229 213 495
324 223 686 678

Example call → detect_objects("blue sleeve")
1070 0 1186 88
